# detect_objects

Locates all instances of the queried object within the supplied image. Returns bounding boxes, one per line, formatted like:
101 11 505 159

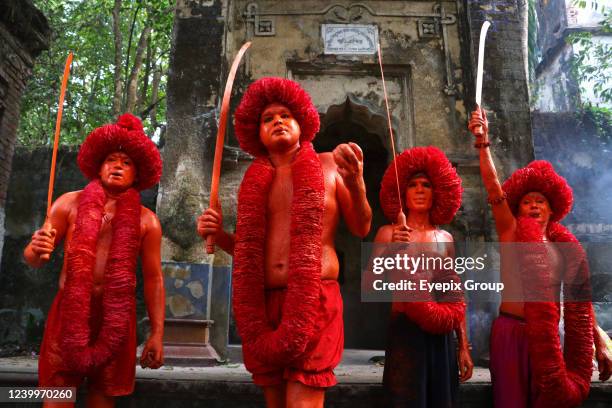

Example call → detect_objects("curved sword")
473 21 491 136
476 21 491 107
42 51 73 261
206 42 252 254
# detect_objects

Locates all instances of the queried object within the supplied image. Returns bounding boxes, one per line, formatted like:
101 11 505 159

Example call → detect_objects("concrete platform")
0 350 610 407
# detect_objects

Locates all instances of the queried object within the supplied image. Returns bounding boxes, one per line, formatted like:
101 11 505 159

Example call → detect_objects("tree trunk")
139 42 152 114
123 3 141 107
149 68 162 128
88 69 101 114
126 25 152 113
112 0 123 116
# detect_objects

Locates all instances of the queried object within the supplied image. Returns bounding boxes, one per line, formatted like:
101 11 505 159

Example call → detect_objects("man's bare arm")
456 318 474 382
333 143 372 238
140 210 165 368
468 108 515 236
593 306 612 381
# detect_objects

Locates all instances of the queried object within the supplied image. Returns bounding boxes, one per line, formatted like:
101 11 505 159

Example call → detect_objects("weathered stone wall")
0 1 50 270
161 0 535 360
533 42 579 112
0 147 157 354
532 0 579 112
534 0 567 58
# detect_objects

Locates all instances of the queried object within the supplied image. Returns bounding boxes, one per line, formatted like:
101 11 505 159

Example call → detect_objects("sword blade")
206 41 251 254
476 21 491 106
47 51 73 215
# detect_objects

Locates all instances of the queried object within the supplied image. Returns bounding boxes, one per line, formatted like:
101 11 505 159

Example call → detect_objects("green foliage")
576 104 612 141
19 0 173 147
568 1 612 107
566 1 612 140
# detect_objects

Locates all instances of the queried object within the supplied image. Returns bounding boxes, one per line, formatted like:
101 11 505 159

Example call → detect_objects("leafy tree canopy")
19 0 173 147
568 0 612 108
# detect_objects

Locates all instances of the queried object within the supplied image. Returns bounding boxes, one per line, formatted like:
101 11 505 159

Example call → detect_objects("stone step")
0 352 609 407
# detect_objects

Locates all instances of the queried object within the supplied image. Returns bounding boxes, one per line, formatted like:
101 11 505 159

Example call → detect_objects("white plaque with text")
322 24 378 55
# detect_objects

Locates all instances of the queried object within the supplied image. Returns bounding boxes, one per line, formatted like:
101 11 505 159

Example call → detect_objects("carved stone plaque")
322 24 378 55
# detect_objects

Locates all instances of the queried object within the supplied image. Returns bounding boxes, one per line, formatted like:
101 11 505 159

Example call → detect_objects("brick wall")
0 1 50 270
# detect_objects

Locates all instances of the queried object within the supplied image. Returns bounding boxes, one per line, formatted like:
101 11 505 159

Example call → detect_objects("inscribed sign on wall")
322 24 378 55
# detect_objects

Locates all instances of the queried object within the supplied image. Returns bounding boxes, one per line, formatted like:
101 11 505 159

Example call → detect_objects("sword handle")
206 235 215 254
39 219 55 262
204 201 218 254
470 104 486 139
397 210 407 228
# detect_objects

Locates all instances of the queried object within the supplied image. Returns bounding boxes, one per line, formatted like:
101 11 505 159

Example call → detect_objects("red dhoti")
244 280 344 388
38 290 137 396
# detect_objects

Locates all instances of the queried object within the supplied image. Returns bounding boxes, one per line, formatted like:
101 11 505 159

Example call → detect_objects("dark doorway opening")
314 96 392 350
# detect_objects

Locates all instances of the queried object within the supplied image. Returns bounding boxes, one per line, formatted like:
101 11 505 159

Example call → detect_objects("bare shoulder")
374 224 394 243
50 190 81 215
140 206 161 234
436 228 454 243
318 152 340 187
318 152 336 169
55 190 81 206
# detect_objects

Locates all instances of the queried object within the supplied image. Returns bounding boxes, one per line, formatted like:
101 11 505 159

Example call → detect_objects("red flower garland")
517 217 593 407
59 179 141 374
392 256 466 334
233 142 325 366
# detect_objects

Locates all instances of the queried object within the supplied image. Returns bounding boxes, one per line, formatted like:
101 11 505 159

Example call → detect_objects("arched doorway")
314 95 393 350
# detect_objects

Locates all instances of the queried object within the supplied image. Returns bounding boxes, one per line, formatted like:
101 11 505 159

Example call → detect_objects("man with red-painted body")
469 107 611 407
24 114 165 408
198 78 372 407
374 147 473 407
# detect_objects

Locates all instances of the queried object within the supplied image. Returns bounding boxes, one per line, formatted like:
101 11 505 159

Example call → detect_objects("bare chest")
267 168 293 217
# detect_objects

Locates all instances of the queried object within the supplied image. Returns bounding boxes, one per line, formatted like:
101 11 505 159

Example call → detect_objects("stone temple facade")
157 0 534 363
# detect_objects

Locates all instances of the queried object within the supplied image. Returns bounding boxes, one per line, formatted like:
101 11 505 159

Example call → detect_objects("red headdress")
502 160 573 222
380 146 462 225
234 77 320 157
77 113 162 191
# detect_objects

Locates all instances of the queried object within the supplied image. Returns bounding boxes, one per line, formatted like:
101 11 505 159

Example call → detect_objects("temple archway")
314 95 393 350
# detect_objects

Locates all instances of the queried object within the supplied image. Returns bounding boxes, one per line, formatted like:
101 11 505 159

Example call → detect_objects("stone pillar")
466 0 534 175
464 0 535 365
0 2 50 272
157 0 232 361
159 0 225 262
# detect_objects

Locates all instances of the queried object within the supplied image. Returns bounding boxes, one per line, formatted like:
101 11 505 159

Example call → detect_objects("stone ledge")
0 353 610 407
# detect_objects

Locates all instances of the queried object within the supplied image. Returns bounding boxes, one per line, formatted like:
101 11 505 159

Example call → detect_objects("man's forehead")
522 191 547 200
261 103 292 115
105 151 132 160
408 173 429 182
